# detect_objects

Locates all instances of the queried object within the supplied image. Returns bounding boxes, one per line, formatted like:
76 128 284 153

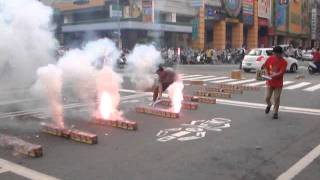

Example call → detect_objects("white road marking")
216 99 320 116
0 167 8 174
181 75 202 79
263 81 294 88
212 79 237 83
202 76 228 81
246 81 266 87
0 159 60 180
276 144 320 180
171 131 191 137
282 81 295 86
284 82 312 90
119 89 137 93
303 84 320 92
227 79 256 85
183 76 215 81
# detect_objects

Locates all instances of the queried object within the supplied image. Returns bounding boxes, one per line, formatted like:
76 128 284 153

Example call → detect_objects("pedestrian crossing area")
180 74 320 92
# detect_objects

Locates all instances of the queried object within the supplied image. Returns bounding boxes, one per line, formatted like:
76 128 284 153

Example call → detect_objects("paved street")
0 65 320 180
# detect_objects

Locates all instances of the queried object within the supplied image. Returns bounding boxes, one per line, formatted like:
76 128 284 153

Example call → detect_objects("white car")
242 48 299 73
302 50 313 61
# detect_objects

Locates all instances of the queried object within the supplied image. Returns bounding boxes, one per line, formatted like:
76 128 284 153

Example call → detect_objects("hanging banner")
222 0 242 18
192 19 199 40
289 0 302 34
205 5 224 21
301 0 310 35
242 0 253 25
311 8 317 40
142 0 153 23
258 0 271 19
275 0 288 32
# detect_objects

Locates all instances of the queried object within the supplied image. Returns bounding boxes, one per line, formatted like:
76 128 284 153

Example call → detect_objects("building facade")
48 0 314 49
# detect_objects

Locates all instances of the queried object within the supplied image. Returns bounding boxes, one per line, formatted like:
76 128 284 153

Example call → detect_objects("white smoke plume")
35 38 122 124
0 0 57 89
34 64 64 128
167 77 184 113
95 66 123 120
126 44 163 90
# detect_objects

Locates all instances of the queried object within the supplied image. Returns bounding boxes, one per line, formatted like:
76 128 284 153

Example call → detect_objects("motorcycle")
308 62 320 74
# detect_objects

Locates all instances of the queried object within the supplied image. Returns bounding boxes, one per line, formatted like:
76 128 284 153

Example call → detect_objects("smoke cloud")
126 44 163 90
35 38 123 125
0 0 57 90
34 64 64 128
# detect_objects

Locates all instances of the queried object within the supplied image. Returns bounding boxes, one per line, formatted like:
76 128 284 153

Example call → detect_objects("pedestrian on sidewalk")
263 46 287 119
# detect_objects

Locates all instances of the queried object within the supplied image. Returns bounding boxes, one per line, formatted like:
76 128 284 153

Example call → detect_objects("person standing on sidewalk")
263 46 287 119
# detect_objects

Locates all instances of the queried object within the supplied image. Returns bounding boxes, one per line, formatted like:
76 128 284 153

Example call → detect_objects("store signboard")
109 4 122 18
242 0 253 25
275 0 288 32
142 0 153 23
311 8 317 40
190 0 203 7
222 0 242 18
205 5 224 20
258 0 271 19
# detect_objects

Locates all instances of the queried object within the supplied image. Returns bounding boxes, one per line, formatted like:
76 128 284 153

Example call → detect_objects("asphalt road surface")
0 64 320 180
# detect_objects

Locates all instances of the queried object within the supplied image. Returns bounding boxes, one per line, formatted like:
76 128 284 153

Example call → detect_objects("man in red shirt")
153 66 177 102
263 46 288 119
312 48 320 71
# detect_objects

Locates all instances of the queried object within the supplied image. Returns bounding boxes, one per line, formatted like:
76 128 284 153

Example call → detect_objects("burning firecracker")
40 123 97 145
93 118 138 131
135 107 180 118
183 95 216 104
157 99 198 110
202 87 243 94
213 83 260 91
194 90 232 98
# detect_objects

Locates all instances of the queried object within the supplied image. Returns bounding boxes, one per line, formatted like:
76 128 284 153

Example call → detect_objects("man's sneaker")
273 113 278 119
265 105 271 114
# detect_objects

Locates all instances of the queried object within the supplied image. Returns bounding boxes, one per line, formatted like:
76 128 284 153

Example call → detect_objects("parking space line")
276 144 320 180
0 159 60 180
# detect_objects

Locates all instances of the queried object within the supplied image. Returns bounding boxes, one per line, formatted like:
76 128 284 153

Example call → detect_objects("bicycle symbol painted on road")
156 118 231 142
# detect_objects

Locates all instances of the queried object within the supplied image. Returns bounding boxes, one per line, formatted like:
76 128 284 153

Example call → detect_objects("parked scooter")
308 62 320 74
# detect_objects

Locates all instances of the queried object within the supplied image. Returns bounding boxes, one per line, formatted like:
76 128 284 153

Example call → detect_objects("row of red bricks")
40 123 98 145
0 134 43 158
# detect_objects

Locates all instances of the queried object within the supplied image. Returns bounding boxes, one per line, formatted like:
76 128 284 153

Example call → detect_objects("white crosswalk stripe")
181 75 202 79
183 75 215 81
212 79 237 83
227 79 256 85
0 167 8 174
263 81 294 87
285 82 312 90
202 76 228 81
303 84 320 92
180 74 320 92
246 81 266 87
